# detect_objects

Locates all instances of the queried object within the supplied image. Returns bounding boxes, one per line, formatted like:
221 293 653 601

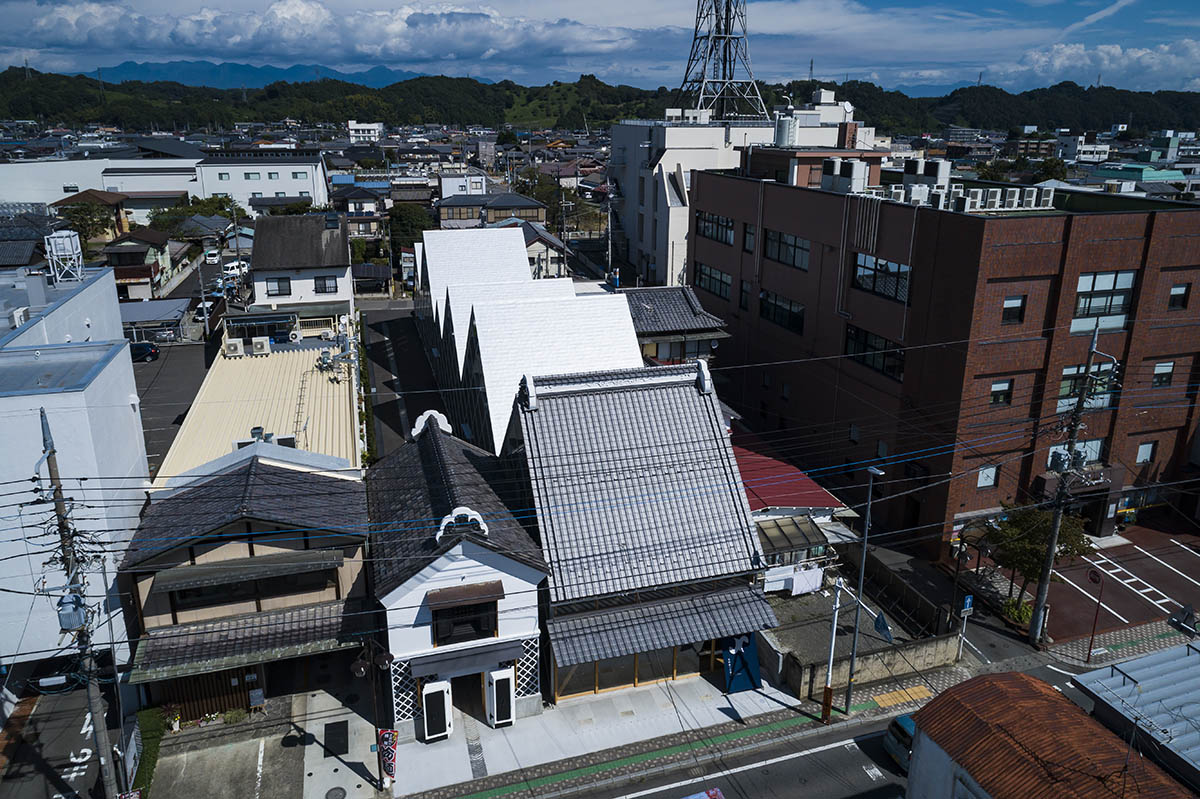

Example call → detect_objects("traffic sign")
960 606 974 618
1087 569 1102 585
963 594 973 611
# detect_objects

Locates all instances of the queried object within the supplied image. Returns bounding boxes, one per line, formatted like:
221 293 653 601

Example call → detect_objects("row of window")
695 211 735 245
264 275 339 296
764 229 811 270
694 262 732 299
844 325 905 381
976 436 1160 488
1001 275 1189 331
987 361 1176 410
217 171 309 181
852 252 910 303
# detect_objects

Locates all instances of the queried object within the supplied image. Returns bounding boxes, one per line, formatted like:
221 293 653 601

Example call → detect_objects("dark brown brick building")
687 162 1200 556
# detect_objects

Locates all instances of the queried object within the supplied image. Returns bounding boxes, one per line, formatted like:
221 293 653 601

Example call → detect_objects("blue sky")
3 0 1199 92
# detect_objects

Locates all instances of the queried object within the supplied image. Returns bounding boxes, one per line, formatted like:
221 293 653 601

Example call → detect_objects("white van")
204 249 220 265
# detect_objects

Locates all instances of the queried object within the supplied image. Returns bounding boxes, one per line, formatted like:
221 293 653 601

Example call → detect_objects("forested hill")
3 67 1200 135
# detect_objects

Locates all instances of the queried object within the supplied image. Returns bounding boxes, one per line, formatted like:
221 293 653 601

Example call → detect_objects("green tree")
496 129 519 146
389 203 434 250
988 503 1092 610
976 159 1013 182
58 202 114 249
1035 157 1068 182
350 237 369 263
148 195 248 234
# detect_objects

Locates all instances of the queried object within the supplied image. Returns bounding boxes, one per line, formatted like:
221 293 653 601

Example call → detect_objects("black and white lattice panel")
391 659 420 722
516 637 540 697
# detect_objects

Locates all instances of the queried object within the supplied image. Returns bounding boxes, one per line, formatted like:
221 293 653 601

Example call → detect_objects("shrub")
1002 598 1033 624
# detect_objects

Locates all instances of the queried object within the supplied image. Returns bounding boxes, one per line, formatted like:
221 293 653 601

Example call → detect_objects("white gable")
443 279 577 373
422 228 532 335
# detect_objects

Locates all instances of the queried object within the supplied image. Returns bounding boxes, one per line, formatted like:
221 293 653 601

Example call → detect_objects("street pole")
1029 328 1100 646
957 604 970 661
822 578 843 724
1085 569 1105 663
196 247 210 339
40 409 120 799
846 466 884 713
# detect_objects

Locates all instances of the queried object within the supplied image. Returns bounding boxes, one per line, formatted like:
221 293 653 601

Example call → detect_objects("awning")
149 549 344 594
426 580 505 610
756 515 827 556
409 638 525 678
129 600 370 684
547 585 777 667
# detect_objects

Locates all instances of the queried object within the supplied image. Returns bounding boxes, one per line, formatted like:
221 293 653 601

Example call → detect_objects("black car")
130 342 160 362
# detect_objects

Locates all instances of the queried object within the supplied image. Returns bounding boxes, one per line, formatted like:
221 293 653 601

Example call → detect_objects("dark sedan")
130 342 160 362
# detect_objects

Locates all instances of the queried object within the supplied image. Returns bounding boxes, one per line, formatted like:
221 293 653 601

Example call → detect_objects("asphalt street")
360 300 444 457
592 720 903 799
132 342 209 479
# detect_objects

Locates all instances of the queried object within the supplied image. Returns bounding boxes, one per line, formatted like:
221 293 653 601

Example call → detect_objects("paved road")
0 685 121 799
132 343 209 479
592 720 902 799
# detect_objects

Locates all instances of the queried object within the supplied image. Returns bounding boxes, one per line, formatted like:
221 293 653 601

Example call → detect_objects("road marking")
873 685 932 708
1134 545 1200 589
1045 664 1078 677
1053 685 1063 692
255 738 264 799
1053 569 1130 623
609 732 885 799
1169 539 1200 561
963 637 990 663
863 764 883 781
1083 555 1179 611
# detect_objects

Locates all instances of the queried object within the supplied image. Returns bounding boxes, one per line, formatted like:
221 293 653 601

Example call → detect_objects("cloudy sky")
4 0 1199 92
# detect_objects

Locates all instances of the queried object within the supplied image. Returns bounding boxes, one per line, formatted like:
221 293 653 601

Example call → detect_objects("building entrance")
451 673 485 723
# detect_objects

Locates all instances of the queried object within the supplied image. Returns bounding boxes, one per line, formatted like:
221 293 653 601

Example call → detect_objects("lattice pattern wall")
391 660 419 722
516 637 540 698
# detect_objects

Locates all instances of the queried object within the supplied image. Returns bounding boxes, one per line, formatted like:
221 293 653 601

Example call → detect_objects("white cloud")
990 39 1200 91
1060 0 1136 37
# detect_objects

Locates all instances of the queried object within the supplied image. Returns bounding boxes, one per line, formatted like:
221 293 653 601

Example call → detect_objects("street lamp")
846 466 884 713
351 643 395 789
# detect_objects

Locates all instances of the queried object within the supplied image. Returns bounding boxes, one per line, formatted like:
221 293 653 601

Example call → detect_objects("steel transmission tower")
677 0 768 119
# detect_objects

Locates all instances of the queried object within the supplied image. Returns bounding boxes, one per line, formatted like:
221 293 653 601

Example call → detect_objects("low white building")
1058 134 1110 163
439 172 487 197
0 157 200 207
348 120 386 144
196 152 329 213
0 265 148 667
369 411 550 742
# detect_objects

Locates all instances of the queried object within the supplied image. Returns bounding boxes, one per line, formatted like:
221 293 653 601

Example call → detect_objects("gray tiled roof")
618 287 727 336
0 240 36 266
130 599 369 683
516 363 763 603
251 215 349 271
123 458 368 569
547 586 776 666
367 420 547 597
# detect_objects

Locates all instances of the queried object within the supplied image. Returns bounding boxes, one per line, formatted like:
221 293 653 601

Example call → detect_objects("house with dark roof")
330 185 388 240
435 192 546 229
51 188 130 239
248 214 353 326
103 227 173 300
368 411 549 742
119 444 371 720
617 286 730 364
509 362 776 700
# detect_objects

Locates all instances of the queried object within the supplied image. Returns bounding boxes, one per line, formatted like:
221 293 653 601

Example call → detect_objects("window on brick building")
1001 295 1026 325
990 379 1013 405
1153 362 1174 387
977 465 998 488
759 289 805 335
1072 271 1135 333
845 325 905 381
1058 362 1119 413
764 229 810 270
694 262 732 299
1136 441 1157 464
852 253 911 303
743 224 756 253
848 424 860 443
739 280 751 310
1169 283 1190 311
696 211 734 245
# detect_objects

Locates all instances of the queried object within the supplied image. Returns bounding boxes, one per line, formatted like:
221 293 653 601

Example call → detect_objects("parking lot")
1045 510 1200 642
132 342 210 478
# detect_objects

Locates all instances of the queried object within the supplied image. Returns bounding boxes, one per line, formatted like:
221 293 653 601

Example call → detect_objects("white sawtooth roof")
442 279 578 373
469 293 643 455
421 228 532 336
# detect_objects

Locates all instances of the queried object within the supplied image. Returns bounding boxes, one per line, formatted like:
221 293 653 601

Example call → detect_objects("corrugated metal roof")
1075 643 1200 787
442 279 576 368
422 228 531 334
154 346 359 484
471 293 643 456
548 585 776 666
732 439 845 513
913 672 1190 798
517 363 763 603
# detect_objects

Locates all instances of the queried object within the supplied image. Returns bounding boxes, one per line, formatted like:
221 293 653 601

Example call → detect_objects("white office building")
1058 135 1111 164
196 152 329 214
348 120 386 144
0 265 148 668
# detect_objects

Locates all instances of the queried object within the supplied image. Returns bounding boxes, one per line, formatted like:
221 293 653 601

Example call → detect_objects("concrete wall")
251 266 354 311
0 158 198 205
197 162 329 212
4 269 124 347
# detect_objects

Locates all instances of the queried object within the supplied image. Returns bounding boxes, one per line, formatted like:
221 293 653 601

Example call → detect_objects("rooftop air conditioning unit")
251 336 271 355
889 185 905 203
985 189 1002 209
968 188 983 208
1038 188 1055 208
223 338 245 357
1022 187 1038 207
8 305 29 330
1003 188 1020 209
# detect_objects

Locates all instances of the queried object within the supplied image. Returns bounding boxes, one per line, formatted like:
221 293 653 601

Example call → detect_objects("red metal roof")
913 672 1190 798
731 431 844 513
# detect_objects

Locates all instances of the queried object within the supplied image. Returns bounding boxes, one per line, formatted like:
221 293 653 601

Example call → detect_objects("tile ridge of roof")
532 362 698 390
240 456 258 516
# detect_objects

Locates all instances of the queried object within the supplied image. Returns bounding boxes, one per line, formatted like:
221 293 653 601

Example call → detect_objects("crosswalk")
1083 554 1180 612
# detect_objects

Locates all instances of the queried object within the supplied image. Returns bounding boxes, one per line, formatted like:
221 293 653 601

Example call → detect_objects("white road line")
1083 555 1178 611
255 738 264 799
610 732 886 799
963 637 990 663
1170 539 1200 560
1053 569 1130 624
1045 664 1079 677
1135 545 1200 590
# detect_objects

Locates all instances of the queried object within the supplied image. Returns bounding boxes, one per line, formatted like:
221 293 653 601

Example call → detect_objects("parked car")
882 714 915 773
192 301 216 323
204 249 220 265
222 260 249 277
130 342 160 362
152 328 178 343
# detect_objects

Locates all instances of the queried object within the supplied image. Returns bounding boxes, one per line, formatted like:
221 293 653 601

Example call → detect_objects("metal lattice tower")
676 0 767 120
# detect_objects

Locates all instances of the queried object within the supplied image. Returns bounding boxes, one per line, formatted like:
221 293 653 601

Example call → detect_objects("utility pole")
40 409 120 799
846 466 884 712
1029 327 1112 645
822 578 843 724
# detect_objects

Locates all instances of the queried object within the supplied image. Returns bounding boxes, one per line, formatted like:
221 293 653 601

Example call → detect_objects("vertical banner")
378 728 398 780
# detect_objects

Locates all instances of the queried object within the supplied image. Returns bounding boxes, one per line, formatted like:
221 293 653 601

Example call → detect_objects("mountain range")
67 61 493 89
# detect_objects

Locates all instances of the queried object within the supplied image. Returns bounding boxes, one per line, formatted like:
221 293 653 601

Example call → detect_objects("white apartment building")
0 265 148 667
1058 134 1111 164
348 120 386 144
0 157 199 207
439 172 487 197
196 152 329 213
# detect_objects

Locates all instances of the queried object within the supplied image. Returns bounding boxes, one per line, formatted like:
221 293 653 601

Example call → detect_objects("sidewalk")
1048 618 1189 667
400 664 973 798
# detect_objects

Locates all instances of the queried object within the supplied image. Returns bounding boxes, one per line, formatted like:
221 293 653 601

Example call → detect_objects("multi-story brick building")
687 157 1200 556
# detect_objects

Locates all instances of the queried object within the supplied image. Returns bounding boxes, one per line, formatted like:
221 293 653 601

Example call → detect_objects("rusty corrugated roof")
912 672 1190 798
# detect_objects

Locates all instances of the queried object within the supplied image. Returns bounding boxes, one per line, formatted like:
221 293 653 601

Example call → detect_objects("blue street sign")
874 612 894 644
964 594 974 611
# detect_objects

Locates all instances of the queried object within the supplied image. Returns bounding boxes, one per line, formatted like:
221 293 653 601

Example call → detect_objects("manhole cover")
325 789 347 799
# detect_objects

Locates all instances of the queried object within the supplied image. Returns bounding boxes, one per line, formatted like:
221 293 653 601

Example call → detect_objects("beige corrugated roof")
154 347 359 485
